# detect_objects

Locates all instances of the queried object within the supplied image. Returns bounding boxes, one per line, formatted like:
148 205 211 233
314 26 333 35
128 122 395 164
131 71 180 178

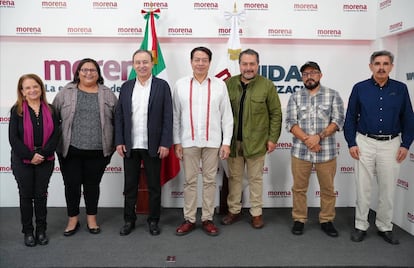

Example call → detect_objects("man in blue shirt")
344 50 414 245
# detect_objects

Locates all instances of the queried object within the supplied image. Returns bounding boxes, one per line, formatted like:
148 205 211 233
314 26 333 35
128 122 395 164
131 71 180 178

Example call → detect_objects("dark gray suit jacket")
114 77 173 158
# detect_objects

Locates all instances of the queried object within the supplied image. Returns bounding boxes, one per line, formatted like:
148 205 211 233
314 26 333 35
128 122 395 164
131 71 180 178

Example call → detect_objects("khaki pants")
227 141 265 217
291 156 337 223
182 147 219 223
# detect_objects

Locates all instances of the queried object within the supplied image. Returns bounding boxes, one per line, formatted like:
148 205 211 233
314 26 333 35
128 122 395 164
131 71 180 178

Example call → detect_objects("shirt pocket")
317 104 331 120
251 95 267 114
298 105 309 121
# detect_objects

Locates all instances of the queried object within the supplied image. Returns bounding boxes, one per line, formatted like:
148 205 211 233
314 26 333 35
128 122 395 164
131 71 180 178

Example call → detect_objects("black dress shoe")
148 221 161 236
87 225 101 234
120 222 135 236
351 228 367 242
378 231 399 245
36 231 49 245
291 221 304 235
24 233 36 247
321 222 339 237
63 222 80 237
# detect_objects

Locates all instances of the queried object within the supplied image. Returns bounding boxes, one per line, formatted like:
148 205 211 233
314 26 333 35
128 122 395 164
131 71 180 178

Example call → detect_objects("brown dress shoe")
221 212 241 225
251 215 264 229
175 220 195 236
202 220 219 236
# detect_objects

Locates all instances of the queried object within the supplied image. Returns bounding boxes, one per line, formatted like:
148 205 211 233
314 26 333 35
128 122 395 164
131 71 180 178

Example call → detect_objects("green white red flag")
130 9 179 185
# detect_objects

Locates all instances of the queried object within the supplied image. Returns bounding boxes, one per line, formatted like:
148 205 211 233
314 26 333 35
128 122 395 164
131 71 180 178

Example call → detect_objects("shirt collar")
135 75 153 87
370 76 390 88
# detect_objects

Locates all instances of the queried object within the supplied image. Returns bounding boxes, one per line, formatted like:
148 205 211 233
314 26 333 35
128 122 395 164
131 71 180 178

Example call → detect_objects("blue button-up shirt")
344 77 414 149
286 85 345 163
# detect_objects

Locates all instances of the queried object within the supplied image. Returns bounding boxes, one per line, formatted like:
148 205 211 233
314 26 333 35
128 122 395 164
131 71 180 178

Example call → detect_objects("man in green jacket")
221 48 282 228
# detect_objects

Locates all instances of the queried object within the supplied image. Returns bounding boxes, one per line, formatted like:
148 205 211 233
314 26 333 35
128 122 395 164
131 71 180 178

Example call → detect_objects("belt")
363 133 398 141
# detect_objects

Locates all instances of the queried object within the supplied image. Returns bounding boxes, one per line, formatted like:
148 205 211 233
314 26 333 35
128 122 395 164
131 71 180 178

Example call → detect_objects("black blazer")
9 104 60 162
114 77 173 158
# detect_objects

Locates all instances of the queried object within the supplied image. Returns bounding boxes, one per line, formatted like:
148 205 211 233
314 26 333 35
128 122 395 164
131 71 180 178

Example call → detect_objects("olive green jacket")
226 74 282 158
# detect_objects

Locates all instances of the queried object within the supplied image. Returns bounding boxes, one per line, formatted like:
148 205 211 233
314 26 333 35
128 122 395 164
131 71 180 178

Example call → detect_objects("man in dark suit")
115 49 173 236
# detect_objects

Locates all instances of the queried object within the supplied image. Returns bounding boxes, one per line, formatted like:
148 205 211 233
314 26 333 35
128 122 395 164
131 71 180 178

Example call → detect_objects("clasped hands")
31 153 45 165
304 134 321 152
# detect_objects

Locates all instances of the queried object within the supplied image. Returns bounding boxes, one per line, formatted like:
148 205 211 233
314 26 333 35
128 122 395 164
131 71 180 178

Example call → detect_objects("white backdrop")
0 0 413 235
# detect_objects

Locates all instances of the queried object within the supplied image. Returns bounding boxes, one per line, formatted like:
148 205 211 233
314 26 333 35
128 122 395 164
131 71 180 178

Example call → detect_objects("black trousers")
123 149 161 223
58 146 110 217
12 155 54 234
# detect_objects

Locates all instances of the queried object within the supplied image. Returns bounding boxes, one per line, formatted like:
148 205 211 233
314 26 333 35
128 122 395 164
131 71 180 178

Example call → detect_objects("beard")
304 80 320 90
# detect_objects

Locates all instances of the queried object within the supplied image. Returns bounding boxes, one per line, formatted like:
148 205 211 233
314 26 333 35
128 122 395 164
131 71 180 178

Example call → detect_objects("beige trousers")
182 147 219 223
227 141 265 217
291 156 337 223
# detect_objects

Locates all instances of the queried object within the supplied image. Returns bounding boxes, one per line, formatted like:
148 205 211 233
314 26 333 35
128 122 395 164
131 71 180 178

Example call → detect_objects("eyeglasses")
302 71 320 77
80 68 98 74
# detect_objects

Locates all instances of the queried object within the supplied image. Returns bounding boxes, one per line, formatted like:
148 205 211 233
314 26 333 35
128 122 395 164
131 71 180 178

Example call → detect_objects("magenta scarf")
22 101 55 163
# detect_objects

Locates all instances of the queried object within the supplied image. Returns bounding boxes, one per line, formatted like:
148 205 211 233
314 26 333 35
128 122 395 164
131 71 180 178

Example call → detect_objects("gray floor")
1 207 413 268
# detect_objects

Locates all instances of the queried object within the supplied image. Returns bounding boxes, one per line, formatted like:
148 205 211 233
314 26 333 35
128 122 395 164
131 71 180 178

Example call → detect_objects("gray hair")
370 50 394 64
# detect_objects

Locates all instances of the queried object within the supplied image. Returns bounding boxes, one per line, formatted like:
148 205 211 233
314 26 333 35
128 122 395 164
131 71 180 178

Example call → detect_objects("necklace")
29 105 40 126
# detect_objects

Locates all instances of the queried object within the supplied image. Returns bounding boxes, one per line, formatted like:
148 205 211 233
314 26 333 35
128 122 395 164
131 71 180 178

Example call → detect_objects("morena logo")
389 22 403 32
294 3 318 11
117 27 142 35
171 191 184 198
379 0 392 9
44 58 130 92
397 179 408 190
0 0 15 8
143 1 168 9
104 166 123 173
343 4 367 12
168 27 193 36
218 28 243 36
276 142 292 150
0 116 10 124
16 27 42 34
0 166 12 173
340 166 354 173
44 59 132 82
267 190 292 198
41 1 67 8
194 2 219 9
244 2 269 10
263 166 268 174
67 27 92 35
317 29 342 38
92 1 118 9
268 28 293 37
410 153 414 161
316 191 339 197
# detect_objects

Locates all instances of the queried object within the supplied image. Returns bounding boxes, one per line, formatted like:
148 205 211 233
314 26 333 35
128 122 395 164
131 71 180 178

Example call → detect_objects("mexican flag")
129 9 169 83
130 9 179 186
214 4 245 81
